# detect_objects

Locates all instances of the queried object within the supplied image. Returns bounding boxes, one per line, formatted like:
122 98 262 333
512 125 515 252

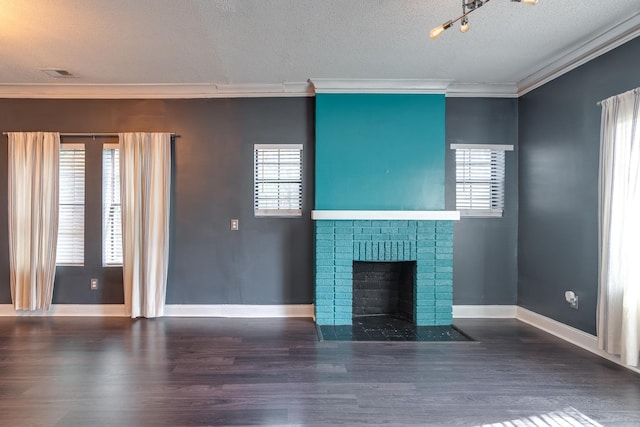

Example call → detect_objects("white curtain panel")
7 132 60 311
119 132 172 318
598 87 640 367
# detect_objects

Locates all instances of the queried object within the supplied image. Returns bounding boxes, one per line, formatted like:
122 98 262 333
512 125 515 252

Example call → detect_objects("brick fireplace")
312 212 458 326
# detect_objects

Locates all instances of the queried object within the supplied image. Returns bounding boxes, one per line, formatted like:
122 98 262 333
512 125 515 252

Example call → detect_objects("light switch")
231 219 239 231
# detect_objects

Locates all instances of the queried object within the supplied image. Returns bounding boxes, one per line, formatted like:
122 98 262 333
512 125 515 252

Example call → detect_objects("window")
57 144 85 265
451 144 513 217
254 144 303 217
103 144 122 265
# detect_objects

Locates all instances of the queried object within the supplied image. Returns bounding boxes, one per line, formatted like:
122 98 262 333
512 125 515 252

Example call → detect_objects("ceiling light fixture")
429 0 538 39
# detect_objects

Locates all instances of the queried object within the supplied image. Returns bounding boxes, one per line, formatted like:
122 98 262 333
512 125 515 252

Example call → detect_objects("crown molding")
309 79 452 94
0 82 314 99
446 82 518 98
517 11 640 97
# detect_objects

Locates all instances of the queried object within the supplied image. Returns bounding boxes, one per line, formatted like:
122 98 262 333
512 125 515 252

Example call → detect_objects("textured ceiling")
0 0 639 94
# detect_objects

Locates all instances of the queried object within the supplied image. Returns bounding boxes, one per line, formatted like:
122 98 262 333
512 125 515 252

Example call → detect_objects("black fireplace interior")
352 261 416 322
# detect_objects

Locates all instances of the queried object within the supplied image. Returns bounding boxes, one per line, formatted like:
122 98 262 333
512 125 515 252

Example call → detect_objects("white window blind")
103 144 123 266
254 144 303 217
452 144 512 217
57 144 85 265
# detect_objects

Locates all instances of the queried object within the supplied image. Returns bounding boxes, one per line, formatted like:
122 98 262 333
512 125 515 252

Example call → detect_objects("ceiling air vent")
41 69 77 78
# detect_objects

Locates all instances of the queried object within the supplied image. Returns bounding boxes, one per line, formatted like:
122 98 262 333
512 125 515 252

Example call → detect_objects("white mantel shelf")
311 210 460 221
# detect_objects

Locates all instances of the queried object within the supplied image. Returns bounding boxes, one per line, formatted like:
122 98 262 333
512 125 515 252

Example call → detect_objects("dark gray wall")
518 36 640 334
446 98 518 305
0 98 315 305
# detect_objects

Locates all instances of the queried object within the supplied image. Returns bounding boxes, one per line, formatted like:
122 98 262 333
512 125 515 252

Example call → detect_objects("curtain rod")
3 132 177 137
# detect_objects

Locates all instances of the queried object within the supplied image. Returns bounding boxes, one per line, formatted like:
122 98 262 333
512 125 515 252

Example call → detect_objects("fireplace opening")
352 261 416 322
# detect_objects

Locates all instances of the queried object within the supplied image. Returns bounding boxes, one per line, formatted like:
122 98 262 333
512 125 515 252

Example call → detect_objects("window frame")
451 143 513 218
102 143 123 267
57 142 86 266
253 143 303 217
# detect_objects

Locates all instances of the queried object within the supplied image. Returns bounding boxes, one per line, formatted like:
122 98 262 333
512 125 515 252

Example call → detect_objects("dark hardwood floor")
0 316 638 426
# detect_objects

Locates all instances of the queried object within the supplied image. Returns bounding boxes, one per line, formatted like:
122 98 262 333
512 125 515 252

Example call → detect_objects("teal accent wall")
315 94 446 210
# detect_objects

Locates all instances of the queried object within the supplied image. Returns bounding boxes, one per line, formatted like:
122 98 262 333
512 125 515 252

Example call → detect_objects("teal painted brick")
334 299 351 306
334 279 351 287
435 272 453 280
417 233 436 241
365 227 382 235
336 246 353 254
435 299 453 307
335 227 354 235
315 317 334 326
435 259 452 267
316 272 334 279
316 266 335 274
435 286 452 294
315 256 334 266
436 247 453 254
354 220 370 227
316 252 334 261
416 283 435 292
417 264 436 273
436 292 453 300
335 251 353 260
334 305 352 313
436 240 453 247
436 253 453 260
417 221 436 230
316 221 335 228
416 316 435 325
352 228 364 235
336 220 353 226
435 266 453 273
355 234 373 241
435 279 451 287
335 266 352 273
436 220 453 230
335 272 351 280
315 239 335 248
315 246 335 255
417 245 436 253
315 293 335 301
316 227 335 235
392 220 409 228
372 220 390 227
315 285 334 294
334 286 351 294
335 239 353 247
335 292 351 300
417 240 436 248
417 272 436 280
335 258 353 266
380 227 399 234
315 277 335 286
391 234 411 241
314 305 334 314
316 234 335 241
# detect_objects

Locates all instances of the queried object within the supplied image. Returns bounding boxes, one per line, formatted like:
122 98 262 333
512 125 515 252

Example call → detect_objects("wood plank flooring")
0 317 638 426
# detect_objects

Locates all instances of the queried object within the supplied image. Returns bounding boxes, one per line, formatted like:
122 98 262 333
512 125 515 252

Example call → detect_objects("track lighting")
429 0 539 40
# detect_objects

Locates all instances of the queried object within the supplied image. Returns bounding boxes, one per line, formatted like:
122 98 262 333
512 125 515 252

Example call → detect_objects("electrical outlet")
231 219 239 231
90 278 99 290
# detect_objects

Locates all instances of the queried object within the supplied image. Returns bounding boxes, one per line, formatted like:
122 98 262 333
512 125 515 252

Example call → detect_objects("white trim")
450 144 514 151
254 143 303 150
446 82 518 98
517 12 640 96
0 304 314 318
163 304 314 318
309 79 451 94
0 82 314 99
453 305 517 318
516 307 640 375
311 210 461 221
0 304 127 317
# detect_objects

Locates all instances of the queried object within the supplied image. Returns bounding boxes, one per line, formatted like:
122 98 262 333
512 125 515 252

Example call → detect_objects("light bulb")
429 25 445 39
460 17 470 33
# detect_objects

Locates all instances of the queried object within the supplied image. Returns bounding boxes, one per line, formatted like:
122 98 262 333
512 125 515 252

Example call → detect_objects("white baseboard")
0 304 127 317
162 304 314 318
0 304 314 318
516 307 640 375
453 305 517 318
